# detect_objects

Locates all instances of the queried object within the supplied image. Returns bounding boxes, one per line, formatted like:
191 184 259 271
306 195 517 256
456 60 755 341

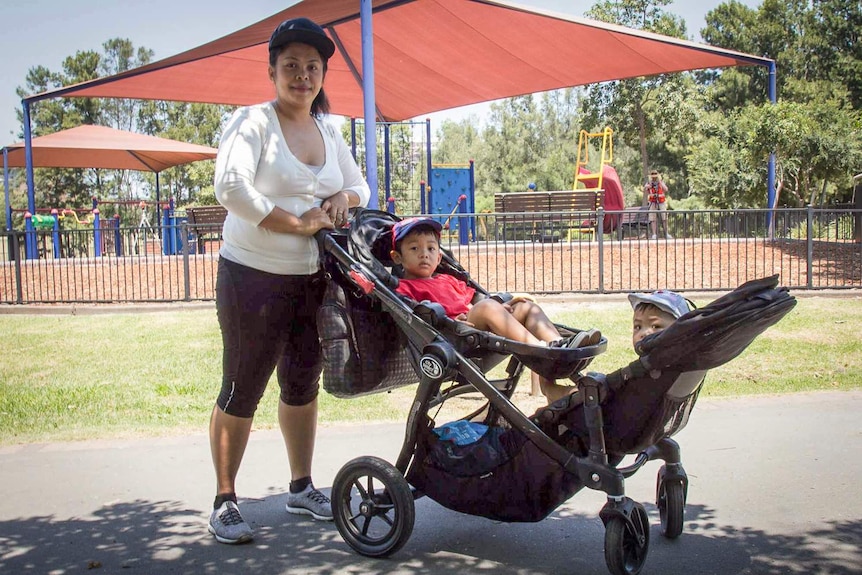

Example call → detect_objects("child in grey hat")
628 289 690 350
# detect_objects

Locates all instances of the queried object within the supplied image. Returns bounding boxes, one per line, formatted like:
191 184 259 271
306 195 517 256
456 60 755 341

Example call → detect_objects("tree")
580 0 688 182
741 100 862 206
136 100 232 207
695 0 862 207
13 38 228 216
14 52 103 211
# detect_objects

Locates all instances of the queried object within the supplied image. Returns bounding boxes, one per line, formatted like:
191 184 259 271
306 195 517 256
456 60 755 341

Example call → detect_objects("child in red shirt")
390 217 601 351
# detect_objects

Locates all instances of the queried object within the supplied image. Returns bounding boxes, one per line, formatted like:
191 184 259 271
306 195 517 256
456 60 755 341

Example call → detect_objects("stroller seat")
316 208 605 399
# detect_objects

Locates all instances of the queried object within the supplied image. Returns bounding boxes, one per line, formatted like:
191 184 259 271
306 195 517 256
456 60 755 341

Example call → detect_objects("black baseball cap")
269 17 335 59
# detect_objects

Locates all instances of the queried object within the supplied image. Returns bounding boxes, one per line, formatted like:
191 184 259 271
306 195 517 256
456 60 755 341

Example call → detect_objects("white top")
214 102 371 274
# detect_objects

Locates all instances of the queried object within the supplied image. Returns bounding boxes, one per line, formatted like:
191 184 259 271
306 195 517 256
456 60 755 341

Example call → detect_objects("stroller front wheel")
604 502 650 575
657 478 686 539
332 456 415 558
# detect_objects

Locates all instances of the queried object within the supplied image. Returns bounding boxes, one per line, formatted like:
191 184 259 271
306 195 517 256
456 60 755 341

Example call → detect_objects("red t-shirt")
395 274 476 318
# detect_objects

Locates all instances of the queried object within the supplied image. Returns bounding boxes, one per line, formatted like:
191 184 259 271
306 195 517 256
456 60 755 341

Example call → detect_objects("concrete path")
1 391 860 575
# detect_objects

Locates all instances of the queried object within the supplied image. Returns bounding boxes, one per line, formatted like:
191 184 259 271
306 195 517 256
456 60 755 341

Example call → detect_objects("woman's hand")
321 191 350 227
298 207 335 236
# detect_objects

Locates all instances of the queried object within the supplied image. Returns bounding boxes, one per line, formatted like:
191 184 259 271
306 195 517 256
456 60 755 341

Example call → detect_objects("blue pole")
767 61 777 210
113 214 122 256
3 148 10 232
22 101 38 259
163 198 176 255
425 118 432 191
360 0 379 208
766 60 778 236
384 123 391 207
93 209 101 257
24 212 35 259
51 209 60 259
22 101 35 216
469 160 477 241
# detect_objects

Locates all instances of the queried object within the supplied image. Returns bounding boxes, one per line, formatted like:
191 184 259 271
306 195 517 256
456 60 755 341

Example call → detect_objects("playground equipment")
349 118 432 214
16 208 99 259
11 197 190 260
425 162 476 245
573 127 625 234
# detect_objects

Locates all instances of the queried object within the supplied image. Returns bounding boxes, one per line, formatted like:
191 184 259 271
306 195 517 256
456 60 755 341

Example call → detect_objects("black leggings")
215 257 325 418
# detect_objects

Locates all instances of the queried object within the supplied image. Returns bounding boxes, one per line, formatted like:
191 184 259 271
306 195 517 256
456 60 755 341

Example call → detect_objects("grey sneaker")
286 485 333 521
208 500 253 544
553 329 602 350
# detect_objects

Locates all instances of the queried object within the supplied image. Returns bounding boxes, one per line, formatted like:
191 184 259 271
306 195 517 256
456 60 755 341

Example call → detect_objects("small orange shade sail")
3 125 217 172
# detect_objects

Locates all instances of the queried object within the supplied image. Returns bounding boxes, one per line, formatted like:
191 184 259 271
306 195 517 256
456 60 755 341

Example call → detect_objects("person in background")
643 170 672 239
207 17 370 545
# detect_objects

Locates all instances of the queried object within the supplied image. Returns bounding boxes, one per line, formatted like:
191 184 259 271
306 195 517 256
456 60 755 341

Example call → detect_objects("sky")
0 0 760 145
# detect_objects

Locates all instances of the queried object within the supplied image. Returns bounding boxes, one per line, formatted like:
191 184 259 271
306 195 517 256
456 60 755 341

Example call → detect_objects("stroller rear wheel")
332 456 415 558
604 502 650 575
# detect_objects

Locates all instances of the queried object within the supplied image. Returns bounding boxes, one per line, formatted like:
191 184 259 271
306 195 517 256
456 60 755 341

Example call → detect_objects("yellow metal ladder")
573 127 614 191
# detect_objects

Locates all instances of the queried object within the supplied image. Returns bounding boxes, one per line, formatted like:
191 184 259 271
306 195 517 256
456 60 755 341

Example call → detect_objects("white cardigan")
214 102 370 274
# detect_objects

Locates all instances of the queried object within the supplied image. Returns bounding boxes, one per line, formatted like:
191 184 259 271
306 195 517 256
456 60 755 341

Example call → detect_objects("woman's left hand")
322 191 350 227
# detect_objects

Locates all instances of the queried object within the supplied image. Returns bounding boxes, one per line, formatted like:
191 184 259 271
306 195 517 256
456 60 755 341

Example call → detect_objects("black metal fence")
1 207 860 304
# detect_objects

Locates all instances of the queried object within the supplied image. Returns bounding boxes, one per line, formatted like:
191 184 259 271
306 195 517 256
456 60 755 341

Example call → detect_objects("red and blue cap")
391 217 442 250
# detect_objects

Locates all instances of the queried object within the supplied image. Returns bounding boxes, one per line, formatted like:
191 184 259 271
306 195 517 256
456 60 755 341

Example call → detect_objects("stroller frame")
318 215 692 575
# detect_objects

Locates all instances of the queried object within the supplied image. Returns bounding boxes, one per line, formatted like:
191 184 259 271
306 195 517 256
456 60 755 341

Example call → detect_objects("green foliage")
581 0 688 182
14 38 226 212
341 119 429 213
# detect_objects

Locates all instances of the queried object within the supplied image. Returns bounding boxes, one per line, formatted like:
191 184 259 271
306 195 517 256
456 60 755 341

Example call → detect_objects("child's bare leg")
508 300 560 342
467 299 542 345
537 374 573 403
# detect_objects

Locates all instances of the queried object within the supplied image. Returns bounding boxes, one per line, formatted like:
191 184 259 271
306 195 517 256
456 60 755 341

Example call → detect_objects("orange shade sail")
3 124 217 172
27 0 773 122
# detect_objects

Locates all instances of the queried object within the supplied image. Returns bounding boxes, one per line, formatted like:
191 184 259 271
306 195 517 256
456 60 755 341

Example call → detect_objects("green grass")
0 295 859 444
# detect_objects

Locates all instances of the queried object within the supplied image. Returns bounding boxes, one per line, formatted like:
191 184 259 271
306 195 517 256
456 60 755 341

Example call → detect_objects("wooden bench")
185 205 228 254
494 190 604 242
615 206 650 239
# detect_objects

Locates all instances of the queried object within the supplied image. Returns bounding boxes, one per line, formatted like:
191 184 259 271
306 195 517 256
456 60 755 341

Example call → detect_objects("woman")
207 17 370 544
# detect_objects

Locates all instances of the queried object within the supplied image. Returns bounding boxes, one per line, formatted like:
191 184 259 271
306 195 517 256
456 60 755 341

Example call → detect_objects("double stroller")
316 209 796 575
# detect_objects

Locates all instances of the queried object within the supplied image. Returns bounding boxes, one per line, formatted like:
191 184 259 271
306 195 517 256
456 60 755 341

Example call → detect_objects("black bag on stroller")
317 242 418 398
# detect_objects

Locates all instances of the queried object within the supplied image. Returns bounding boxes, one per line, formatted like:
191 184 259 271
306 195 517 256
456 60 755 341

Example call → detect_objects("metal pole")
597 208 605 293
384 123 391 206
3 148 10 232
182 221 191 301
360 0 379 208
767 61 778 237
22 101 37 259
425 118 432 190
806 204 813 289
